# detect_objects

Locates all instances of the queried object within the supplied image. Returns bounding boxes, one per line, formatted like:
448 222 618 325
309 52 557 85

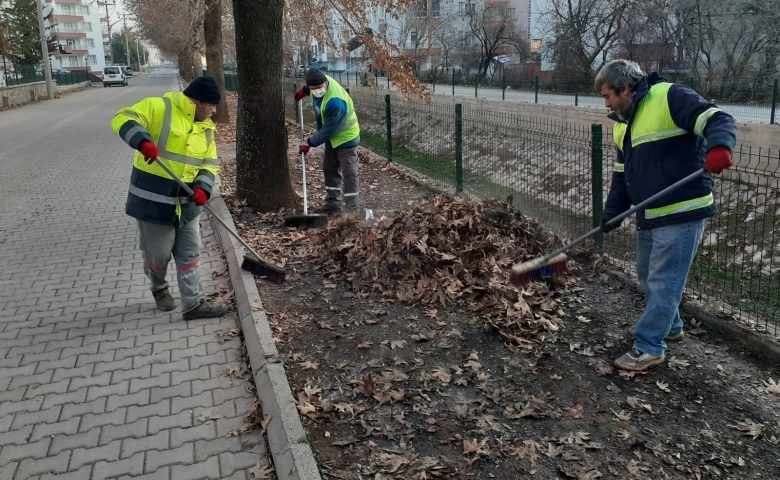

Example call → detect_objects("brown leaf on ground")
733 419 763 439
198 409 224 423
248 463 274 479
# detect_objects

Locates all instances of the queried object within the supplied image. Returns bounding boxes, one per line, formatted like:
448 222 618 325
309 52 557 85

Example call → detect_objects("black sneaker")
183 299 228 320
153 288 176 312
313 202 342 213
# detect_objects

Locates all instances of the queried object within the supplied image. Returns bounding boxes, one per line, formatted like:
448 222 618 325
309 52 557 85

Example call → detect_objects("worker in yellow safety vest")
111 76 228 321
595 59 736 371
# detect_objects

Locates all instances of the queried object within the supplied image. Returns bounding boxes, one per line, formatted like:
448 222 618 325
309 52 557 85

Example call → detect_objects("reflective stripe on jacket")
310 75 360 148
605 73 736 230
111 91 219 226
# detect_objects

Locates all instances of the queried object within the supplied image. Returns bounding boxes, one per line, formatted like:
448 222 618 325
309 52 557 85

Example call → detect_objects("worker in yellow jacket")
111 76 227 320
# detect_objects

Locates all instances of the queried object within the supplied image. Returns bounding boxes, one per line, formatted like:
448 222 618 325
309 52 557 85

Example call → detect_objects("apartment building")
303 0 532 73
46 0 106 74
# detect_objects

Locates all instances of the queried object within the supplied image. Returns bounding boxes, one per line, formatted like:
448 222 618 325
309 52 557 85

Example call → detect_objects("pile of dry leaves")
304 195 586 348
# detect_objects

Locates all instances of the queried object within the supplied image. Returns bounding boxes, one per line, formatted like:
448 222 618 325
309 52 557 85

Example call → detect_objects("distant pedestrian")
111 76 228 320
596 59 736 371
294 68 361 213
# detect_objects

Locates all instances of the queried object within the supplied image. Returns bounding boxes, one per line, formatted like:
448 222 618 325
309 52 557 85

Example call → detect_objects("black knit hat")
305 68 327 86
184 76 221 104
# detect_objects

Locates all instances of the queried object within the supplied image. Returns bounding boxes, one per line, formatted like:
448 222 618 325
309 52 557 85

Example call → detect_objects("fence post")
455 103 463 192
374 69 378 85
355 71 358 86
575 77 579 107
502 74 506 100
385 94 393 162
432 70 436 92
534 76 539 104
452 70 455 96
474 74 478 98
771 79 778 125
592 122 604 250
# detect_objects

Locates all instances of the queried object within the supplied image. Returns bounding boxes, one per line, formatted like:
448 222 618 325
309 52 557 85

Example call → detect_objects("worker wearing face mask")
294 68 361 213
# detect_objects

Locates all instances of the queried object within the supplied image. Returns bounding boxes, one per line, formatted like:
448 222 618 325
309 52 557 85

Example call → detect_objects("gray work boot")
614 348 665 371
153 288 176 312
183 298 228 321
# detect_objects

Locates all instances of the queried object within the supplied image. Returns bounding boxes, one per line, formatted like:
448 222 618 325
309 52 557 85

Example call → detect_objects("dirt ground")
215 98 780 480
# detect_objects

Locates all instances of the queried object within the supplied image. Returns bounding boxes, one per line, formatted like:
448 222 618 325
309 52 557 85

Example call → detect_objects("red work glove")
139 140 159 164
294 88 308 101
191 188 208 206
705 146 733 174
299 143 310 155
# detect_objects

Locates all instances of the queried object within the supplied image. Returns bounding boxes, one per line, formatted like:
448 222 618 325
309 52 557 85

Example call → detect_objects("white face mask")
311 86 327 98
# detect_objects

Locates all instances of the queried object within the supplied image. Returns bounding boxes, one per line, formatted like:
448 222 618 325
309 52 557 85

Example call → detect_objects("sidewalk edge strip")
208 184 322 480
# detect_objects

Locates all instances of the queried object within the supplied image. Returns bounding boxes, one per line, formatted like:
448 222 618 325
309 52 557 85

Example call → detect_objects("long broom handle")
154 156 267 265
298 99 309 216
537 168 707 264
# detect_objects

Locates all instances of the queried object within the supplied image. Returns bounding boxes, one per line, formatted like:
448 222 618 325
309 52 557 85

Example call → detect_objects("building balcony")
53 15 84 21
55 31 87 38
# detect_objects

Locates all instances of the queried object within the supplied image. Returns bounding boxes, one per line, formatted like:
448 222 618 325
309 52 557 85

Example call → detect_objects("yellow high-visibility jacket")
112 91 219 226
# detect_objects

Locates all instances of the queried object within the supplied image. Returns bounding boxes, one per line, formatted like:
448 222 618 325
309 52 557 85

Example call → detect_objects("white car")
103 66 127 87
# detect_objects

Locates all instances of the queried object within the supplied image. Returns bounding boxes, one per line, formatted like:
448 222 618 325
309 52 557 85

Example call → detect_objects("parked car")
103 66 127 87
122 66 134 76
51 68 71 76
308 62 327 71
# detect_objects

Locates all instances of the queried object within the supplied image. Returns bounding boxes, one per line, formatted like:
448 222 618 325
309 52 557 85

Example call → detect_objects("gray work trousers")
323 143 359 207
137 219 204 313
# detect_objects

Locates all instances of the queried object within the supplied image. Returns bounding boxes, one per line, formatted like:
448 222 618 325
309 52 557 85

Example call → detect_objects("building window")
83 22 92 32
68 56 79 67
410 30 417 45
432 0 441 17
86 39 95 48
87 55 96 65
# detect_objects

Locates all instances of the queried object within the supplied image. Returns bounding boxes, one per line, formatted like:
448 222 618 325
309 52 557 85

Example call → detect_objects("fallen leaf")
511 440 541 465
216 326 240 343
606 383 621 393
424 308 438 318
198 409 224 423
249 463 274 479
576 315 591 323
390 340 407 350
668 356 691 370
226 365 244 378
613 410 632 421
763 378 780 394
357 342 373 349
463 438 489 456
733 420 763 439
251 302 263 311
299 361 319 370
656 381 671 393
431 367 451 385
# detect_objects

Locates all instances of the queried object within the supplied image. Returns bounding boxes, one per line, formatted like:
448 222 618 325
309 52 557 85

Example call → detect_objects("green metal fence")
2 67 91 87
279 78 780 336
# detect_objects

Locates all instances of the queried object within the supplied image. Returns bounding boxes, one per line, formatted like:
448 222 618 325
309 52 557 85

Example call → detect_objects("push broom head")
240 255 287 284
510 253 568 286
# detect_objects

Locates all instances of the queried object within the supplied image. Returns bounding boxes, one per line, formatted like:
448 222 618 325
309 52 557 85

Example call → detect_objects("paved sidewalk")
0 72 268 479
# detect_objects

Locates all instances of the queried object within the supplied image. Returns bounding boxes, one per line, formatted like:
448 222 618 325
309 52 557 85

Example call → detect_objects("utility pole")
119 13 130 66
101 1 116 65
135 38 141 70
37 0 54 99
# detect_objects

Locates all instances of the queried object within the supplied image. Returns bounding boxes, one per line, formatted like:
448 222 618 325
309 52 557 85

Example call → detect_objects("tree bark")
232 0 298 210
204 0 229 123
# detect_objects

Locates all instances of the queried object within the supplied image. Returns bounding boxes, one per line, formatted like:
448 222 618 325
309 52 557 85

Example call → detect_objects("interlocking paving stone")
0 72 269 480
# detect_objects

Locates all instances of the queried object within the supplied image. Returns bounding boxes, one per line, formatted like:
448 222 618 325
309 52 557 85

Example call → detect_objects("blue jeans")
634 219 706 357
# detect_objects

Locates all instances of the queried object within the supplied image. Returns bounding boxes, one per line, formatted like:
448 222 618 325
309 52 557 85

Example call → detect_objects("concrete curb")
208 184 323 480
606 268 780 364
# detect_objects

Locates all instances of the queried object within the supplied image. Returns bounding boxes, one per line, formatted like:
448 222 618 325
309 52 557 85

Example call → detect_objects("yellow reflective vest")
112 91 219 226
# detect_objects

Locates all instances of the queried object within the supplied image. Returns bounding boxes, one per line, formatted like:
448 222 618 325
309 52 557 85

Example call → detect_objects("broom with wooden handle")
510 168 708 286
152 156 286 284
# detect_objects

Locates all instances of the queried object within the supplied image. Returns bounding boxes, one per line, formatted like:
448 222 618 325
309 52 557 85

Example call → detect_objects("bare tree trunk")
232 0 297 210
179 51 194 81
204 0 229 123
